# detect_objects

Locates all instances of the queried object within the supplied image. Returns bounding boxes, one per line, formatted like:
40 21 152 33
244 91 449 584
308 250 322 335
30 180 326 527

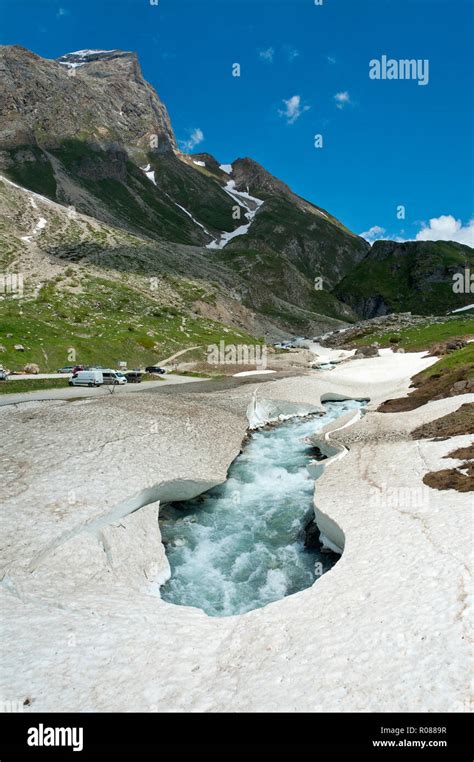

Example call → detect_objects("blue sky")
1 0 473 244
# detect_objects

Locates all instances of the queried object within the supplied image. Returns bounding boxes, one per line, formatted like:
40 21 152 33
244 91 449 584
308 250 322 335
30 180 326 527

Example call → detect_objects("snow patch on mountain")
69 49 117 56
140 165 156 186
450 303 474 314
21 217 48 243
207 180 264 250
174 203 211 235
58 62 86 70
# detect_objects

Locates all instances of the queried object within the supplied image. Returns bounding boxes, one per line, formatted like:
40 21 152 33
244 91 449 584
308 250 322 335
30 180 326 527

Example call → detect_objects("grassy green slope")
0 276 260 373
350 316 474 350
4 142 239 245
334 240 474 317
226 196 369 287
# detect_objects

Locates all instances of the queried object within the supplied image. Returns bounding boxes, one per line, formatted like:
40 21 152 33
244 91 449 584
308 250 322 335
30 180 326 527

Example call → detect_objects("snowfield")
1 351 471 712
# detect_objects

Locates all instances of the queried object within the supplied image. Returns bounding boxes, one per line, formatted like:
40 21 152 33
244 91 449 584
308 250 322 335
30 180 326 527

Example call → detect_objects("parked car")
145 366 166 374
57 366 75 374
69 370 103 387
124 371 142 383
102 370 127 385
72 365 85 374
0 369 8 381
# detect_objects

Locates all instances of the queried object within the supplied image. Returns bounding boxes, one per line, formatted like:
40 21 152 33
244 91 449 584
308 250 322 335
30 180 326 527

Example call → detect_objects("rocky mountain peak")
0 44 176 154
231 157 293 197
56 49 143 84
57 49 135 64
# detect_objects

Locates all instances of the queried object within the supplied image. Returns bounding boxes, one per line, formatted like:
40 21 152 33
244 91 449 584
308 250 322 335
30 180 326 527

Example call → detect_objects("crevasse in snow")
159 400 364 616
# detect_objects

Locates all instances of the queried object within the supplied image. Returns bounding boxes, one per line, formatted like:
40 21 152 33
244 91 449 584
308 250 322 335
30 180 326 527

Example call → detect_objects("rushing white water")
159 400 364 616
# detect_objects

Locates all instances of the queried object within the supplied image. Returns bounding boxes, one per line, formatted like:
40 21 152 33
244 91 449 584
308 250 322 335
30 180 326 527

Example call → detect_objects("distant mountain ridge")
335 239 474 318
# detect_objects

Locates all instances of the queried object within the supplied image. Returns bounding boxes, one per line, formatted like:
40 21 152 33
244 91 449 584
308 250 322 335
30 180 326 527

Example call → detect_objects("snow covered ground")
1 350 471 712
308 341 356 366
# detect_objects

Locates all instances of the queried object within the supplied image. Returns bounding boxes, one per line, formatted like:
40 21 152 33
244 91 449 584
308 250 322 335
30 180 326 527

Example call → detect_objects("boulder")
354 346 379 358
23 363 40 374
449 379 474 396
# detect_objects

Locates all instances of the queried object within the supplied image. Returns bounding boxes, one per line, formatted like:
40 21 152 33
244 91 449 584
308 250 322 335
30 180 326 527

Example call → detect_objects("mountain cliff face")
334 240 474 318
0 46 176 153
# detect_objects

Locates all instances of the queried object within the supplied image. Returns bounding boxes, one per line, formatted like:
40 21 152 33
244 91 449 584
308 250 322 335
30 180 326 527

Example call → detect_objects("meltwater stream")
159 400 364 617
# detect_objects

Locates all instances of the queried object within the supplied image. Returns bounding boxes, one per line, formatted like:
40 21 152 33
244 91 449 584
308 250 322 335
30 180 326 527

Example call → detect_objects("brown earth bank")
423 464 474 493
411 402 474 440
398 393 474 494
445 443 474 460
378 355 474 413
422 436 474 493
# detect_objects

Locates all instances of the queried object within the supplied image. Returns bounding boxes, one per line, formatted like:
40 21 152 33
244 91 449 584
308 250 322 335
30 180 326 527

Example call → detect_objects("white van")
101 369 127 385
69 370 103 387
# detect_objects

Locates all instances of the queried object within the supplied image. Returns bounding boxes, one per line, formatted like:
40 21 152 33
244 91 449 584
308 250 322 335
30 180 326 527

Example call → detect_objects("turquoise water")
159 400 363 617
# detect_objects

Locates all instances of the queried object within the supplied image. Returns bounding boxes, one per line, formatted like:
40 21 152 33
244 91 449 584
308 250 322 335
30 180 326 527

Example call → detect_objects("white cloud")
180 128 204 152
286 46 300 62
259 47 274 63
360 225 386 243
57 7 69 18
278 95 310 125
334 91 351 109
415 215 474 247
327 55 336 64
360 215 474 247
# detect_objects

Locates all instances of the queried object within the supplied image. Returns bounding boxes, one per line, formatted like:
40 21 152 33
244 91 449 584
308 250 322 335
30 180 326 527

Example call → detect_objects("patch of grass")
417 344 474 380
0 276 260 373
0 378 68 394
5 146 57 199
352 318 474 351
169 370 225 379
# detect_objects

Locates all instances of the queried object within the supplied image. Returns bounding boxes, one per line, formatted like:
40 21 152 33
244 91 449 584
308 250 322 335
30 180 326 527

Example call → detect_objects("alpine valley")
1 45 472 371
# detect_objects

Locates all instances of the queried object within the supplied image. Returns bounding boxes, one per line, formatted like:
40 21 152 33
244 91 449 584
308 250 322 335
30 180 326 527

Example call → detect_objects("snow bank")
20 216 48 243
246 392 322 429
450 303 474 313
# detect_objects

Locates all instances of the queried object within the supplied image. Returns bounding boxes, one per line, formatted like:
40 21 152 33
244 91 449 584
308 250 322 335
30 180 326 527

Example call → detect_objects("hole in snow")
158 400 364 616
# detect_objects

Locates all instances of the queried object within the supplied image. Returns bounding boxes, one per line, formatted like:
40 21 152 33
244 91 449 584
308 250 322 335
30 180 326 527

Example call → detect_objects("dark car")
125 371 142 383
145 366 166 374
57 366 75 374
